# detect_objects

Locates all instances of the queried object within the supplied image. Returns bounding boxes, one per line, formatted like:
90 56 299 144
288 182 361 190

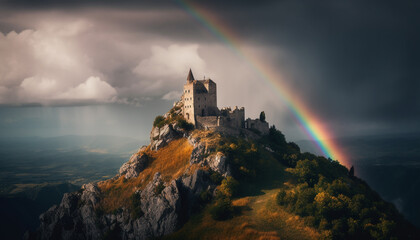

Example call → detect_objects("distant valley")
0 135 145 239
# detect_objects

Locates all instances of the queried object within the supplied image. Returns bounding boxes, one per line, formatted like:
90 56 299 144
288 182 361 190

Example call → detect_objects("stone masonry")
181 69 268 134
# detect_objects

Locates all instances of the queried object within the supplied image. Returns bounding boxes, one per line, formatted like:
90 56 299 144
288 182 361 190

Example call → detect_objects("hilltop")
29 101 418 240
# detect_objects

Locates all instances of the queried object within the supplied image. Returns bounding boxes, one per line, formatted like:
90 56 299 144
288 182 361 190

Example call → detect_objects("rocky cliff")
31 102 235 240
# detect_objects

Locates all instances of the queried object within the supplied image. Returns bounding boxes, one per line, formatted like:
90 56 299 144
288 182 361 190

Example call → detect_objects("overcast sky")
0 0 419 143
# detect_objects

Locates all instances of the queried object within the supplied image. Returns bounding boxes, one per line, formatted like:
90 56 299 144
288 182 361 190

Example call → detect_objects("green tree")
259 111 266 122
287 159 319 186
153 115 166 128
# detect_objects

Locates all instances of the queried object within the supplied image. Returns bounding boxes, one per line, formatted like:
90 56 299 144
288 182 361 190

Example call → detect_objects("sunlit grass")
166 189 320 240
191 130 223 151
163 140 320 240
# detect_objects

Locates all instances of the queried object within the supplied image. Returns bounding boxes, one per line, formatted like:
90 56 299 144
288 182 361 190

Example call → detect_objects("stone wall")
195 116 219 129
245 118 269 135
219 107 245 129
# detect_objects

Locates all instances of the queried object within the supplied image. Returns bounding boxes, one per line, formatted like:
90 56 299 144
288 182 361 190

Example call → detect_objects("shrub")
177 118 194 131
287 159 319 186
199 190 212 204
209 196 233 221
268 126 286 146
153 115 166 128
219 176 239 198
210 171 224 185
276 189 287 205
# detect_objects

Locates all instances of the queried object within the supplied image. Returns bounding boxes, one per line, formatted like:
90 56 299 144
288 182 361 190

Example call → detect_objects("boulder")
150 124 179 151
207 152 231 176
190 142 205 164
81 183 100 207
119 152 149 179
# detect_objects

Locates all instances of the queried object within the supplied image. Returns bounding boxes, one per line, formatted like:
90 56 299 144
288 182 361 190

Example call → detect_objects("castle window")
188 90 190 93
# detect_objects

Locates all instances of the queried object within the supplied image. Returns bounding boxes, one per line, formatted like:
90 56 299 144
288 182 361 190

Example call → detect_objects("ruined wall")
219 107 245 129
245 118 269 135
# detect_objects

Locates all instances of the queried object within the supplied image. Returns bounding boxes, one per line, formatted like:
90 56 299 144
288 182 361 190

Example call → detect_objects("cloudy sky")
0 0 419 144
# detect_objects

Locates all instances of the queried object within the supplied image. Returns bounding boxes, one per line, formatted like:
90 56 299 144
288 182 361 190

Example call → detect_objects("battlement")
220 106 245 114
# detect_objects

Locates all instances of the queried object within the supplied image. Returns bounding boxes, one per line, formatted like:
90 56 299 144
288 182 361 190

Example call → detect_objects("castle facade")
182 69 268 134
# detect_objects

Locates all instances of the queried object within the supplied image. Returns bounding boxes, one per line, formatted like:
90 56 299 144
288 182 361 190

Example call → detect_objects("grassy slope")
165 145 321 240
167 189 320 240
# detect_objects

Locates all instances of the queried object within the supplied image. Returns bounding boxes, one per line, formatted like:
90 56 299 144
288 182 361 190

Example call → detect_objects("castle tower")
182 69 218 125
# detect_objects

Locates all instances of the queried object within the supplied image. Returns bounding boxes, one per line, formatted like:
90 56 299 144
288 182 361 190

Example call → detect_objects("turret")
187 68 195 83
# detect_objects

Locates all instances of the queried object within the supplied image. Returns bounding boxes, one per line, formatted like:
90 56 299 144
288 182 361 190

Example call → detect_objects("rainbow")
177 1 349 167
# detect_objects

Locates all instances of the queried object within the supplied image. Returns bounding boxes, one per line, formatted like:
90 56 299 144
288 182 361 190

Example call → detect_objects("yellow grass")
97 138 194 212
191 130 223 151
166 189 320 240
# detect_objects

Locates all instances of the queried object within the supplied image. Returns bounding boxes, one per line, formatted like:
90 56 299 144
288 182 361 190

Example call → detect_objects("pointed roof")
187 68 195 82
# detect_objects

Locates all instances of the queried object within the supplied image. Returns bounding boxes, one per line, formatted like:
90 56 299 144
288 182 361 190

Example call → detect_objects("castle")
181 69 269 134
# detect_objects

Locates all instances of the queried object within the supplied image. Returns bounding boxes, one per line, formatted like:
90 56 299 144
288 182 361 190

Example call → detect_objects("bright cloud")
162 90 182 100
56 76 117 100
133 44 206 79
0 15 211 106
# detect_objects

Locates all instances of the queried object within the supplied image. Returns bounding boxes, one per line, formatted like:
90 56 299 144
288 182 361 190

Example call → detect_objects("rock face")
119 147 149 179
150 101 186 151
36 183 102 240
34 168 216 240
32 105 233 240
207 152 231 176
188 135 231 176
150 124 181 151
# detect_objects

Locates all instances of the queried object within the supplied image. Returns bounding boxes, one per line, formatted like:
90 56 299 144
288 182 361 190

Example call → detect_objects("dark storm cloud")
192 0 420 130
0 0 419 136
